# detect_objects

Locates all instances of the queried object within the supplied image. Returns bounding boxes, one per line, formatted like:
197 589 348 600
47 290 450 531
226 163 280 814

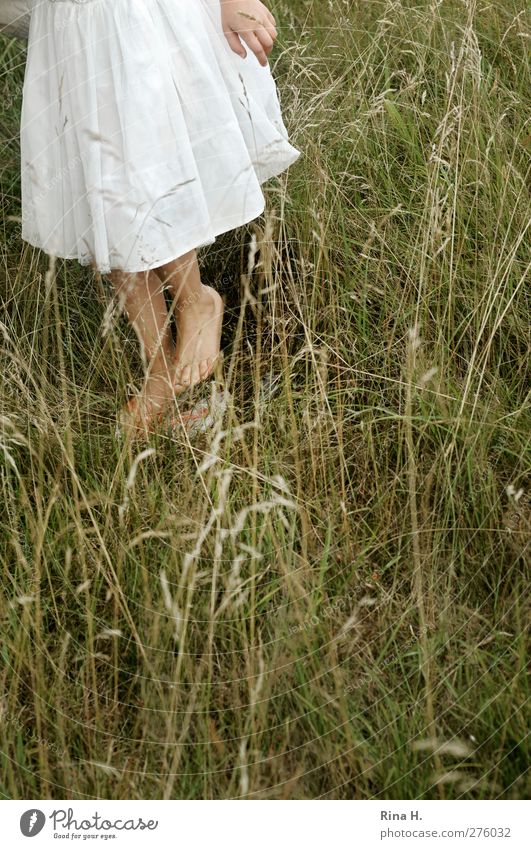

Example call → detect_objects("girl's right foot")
119 373 175 439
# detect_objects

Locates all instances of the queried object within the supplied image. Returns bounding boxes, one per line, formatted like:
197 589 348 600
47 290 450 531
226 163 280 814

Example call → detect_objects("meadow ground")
0 0 529 799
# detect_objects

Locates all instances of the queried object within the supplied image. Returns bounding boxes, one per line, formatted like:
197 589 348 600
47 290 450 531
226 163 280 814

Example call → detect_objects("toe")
180 364 192 385
173 365 185 387
199 358 212 380
190 361 202 384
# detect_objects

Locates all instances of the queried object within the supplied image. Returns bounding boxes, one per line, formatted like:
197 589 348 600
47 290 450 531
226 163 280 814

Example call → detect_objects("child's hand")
220 0 278 67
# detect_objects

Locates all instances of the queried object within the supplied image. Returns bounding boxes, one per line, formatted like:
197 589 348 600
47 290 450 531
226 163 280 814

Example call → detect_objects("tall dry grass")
0 0 529 798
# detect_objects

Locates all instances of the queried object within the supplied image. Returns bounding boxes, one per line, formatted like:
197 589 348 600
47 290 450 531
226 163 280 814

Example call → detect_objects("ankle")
145 345 175 373
137 325 174 364
175 284 219 314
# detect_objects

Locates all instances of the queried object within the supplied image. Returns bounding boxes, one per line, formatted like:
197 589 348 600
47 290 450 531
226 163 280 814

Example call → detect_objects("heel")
118 394 167 441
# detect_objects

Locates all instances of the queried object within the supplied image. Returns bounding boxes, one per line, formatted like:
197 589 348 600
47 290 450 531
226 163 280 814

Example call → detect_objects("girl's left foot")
172 284 224 392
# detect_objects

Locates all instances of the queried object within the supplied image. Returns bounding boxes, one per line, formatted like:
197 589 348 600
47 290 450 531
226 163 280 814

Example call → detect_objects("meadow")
0 0 529 799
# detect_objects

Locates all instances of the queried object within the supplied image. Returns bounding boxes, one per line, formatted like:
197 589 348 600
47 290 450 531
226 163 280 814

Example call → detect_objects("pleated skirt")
20 0 301 273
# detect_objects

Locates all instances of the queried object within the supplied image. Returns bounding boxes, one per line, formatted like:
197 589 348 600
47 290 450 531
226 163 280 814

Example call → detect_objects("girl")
19 0 300 437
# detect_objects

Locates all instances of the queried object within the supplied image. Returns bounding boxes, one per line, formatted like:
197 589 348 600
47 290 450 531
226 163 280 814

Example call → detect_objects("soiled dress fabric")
20 0 301 273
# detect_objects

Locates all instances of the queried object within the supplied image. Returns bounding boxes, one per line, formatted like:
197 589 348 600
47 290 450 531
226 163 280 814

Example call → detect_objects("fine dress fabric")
20 0 301 273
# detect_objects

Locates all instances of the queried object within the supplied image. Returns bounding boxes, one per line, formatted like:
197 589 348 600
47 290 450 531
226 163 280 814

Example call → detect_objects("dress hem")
20 149 301 275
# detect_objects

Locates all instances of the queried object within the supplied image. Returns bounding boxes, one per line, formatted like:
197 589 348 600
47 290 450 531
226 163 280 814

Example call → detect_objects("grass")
0 0 529 799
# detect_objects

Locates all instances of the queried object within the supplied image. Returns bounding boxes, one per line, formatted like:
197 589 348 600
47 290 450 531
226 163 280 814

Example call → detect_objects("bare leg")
111 269 177 425
154 249 224 390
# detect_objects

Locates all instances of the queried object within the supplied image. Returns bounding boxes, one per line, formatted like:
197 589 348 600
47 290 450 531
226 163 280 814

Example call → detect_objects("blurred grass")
0 0 529 799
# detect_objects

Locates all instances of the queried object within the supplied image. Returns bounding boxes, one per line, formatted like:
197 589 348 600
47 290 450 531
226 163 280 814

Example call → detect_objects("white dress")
20 0 301 274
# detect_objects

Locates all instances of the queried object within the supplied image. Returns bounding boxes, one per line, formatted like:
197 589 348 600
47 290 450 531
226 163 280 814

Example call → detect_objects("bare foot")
120 370 176 438
172 284 224 391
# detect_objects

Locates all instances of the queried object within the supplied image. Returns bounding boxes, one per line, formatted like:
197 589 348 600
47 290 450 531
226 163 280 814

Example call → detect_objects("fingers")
222 2 278 66
239 30 267 66
263 19 277 42
255 25 275 57
224 27 247 59
239 27 274 66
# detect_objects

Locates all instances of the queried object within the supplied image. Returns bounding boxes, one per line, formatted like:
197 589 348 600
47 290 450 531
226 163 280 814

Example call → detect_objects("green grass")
0 0 529 799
